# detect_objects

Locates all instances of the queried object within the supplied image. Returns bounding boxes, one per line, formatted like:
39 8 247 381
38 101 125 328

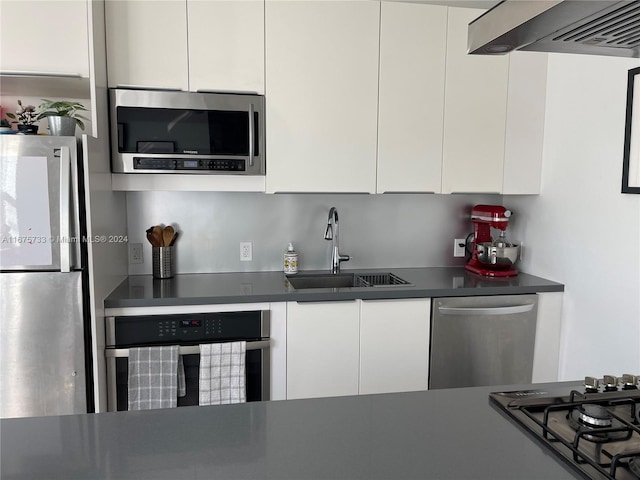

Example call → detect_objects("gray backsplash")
125 191 502 275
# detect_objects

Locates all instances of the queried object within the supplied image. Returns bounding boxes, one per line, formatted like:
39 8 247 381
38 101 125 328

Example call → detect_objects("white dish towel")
128 345 180 410
199 342 247 406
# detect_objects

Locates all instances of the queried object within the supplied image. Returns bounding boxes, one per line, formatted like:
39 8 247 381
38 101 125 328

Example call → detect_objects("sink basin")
286 273 356 290
286 272 411 290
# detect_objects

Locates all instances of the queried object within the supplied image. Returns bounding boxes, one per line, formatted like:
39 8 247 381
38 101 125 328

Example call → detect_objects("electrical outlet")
453 238 466 257
240 242 253 261
129 243 143 264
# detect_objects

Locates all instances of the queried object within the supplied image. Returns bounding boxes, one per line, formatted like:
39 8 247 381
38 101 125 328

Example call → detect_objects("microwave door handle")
248 104 254 167
117 124 125 151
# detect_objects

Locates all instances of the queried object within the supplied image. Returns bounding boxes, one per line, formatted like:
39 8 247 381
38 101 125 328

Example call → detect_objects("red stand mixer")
465 204 520 277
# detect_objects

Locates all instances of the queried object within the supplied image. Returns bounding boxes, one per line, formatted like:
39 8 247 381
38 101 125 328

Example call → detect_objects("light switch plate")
129 243 143 264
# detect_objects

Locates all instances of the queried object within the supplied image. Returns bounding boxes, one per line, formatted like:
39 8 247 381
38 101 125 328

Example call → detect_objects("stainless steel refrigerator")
1 135 91 418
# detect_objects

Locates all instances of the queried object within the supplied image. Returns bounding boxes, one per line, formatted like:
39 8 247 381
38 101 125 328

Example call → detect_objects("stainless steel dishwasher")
429 294 538 389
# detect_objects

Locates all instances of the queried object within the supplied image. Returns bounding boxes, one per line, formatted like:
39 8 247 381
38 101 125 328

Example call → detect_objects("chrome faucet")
323 207 350 274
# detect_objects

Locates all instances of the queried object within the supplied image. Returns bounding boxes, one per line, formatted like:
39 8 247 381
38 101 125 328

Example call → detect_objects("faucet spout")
324 207 350 274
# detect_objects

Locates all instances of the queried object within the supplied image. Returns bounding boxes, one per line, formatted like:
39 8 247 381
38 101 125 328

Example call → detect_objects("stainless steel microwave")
109 89 265 175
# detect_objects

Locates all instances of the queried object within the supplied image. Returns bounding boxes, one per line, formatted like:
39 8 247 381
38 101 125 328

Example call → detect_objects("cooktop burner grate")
491 379 640 480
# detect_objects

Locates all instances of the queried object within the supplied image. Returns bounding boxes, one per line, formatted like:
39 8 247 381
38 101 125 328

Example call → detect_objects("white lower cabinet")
286 298 431 399
286 300 360 400
359 298 431 395
532 292 564 383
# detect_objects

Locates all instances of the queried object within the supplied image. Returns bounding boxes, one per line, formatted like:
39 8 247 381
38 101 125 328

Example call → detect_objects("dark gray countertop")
104 267 564 308
0 383 580 480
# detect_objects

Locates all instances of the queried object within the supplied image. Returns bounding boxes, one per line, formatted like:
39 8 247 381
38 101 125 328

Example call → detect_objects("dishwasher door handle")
437 304 535 316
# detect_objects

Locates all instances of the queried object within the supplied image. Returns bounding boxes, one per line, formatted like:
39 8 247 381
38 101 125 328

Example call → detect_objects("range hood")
468 0 640 58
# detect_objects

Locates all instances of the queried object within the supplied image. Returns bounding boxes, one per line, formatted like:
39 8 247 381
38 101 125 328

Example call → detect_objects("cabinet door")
286 301 360 399
188 0 265 94
265 0 380 193
503 51 548 195
441 7 510 194
360 298 430 395
105 0 188 90
532 292 562 383
0 0 89 77
377 3 447 194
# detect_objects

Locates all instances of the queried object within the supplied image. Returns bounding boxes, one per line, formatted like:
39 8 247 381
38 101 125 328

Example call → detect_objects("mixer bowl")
476 242 520 267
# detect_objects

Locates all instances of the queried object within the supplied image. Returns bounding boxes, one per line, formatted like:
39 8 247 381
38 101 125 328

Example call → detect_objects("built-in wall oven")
105 311 270 411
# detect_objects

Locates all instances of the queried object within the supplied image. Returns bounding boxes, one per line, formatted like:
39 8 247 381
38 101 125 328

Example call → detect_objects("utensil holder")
152 246 175 279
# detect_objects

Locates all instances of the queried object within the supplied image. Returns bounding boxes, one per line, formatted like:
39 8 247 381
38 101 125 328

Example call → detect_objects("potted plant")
6 100 39 134
37 99 89 136
0 118 11 133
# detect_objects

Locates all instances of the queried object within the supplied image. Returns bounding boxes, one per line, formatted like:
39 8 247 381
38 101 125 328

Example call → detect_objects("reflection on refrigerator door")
1 136 91 418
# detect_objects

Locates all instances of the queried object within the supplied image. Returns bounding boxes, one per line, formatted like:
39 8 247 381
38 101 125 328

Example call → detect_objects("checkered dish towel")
199 342 246 406
128 346 180 410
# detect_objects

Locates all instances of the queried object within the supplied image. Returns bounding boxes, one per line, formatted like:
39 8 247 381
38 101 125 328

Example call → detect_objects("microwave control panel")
133 157 246 172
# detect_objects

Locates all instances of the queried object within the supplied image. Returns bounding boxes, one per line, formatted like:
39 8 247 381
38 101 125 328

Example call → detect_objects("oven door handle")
105 339 270 358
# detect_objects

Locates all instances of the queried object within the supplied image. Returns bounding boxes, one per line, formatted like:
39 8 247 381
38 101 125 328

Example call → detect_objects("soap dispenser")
284 242 299 274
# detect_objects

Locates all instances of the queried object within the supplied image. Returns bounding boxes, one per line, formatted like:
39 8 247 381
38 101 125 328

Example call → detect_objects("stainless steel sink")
286 272 411 290
286 273 357 289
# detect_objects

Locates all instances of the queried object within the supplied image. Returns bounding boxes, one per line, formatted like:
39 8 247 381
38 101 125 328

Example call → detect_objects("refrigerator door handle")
58 146 71 273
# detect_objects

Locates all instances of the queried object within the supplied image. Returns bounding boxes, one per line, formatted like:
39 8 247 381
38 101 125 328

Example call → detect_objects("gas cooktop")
491 375 640 480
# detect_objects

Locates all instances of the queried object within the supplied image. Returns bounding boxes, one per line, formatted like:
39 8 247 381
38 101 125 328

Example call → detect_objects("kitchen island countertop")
104 266 564 308
0 382 580 480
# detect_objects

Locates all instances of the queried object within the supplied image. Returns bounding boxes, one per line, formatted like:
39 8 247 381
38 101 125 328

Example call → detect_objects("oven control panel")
109 311 269 347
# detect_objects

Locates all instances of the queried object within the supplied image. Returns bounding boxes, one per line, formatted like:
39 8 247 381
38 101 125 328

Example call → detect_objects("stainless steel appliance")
105 310 270 411
429 294 538 389
491 375 640 480
468 0 640 58
109 88 265 175
0 135 90 418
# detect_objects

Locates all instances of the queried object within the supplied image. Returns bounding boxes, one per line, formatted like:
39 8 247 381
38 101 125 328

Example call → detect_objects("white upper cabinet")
503 51 548 195
105 0 264 93
0 0 90 77
188 1 265 94
105 0 189 90
441 7 510 194
377 2 447 194
265 0 380 193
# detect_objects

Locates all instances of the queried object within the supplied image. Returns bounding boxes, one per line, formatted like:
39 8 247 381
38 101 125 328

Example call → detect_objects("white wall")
507 54 640 380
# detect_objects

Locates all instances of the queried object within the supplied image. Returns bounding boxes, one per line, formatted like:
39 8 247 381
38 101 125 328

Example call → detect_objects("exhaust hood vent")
468 0 640 58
